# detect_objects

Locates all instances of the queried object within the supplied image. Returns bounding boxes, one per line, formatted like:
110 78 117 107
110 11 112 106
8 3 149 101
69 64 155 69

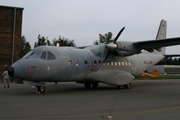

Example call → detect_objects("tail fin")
156 19 167 54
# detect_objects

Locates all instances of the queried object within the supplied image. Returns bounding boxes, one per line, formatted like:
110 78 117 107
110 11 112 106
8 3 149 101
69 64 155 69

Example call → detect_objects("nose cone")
9 63 21 78
8 67 14 77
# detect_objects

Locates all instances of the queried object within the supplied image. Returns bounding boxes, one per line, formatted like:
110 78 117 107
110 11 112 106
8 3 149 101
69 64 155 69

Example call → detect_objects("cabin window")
107 61 109 65
94 60 97 65
111 62 113 65
118 62 121 66
84 60 88 64
47 51 56 60
129 62 131 66
69 60 72 64
122 62 124 66
40 52 46 59
115 62 117 66
76 60 79 66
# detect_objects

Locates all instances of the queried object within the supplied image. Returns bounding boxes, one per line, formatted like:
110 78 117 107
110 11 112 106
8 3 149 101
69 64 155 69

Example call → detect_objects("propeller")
113 27 125 44
103 27 125 62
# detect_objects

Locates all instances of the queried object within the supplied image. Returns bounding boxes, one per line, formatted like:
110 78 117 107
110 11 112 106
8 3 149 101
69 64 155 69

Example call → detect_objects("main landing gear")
84 82 99 88
117 83 131 89
36 86 47 93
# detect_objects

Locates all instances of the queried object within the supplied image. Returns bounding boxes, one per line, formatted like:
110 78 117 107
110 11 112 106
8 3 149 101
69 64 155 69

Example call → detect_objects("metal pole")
12 8 16 64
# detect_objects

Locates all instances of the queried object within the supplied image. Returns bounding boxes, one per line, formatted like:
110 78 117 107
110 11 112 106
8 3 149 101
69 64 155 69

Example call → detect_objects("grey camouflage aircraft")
8 20 180 93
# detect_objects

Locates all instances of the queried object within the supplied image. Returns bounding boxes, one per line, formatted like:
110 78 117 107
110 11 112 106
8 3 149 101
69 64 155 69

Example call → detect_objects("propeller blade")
115 50 128 61
104 51 111 62
114 27 125 43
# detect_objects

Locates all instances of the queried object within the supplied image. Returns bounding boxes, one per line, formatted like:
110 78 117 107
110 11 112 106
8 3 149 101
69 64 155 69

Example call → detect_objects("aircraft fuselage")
9 45 164 85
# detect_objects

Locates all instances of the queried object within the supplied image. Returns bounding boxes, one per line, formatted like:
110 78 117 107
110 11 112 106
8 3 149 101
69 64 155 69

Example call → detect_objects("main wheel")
117 85 124 89
84 82 91 88
92 82 99 88
37 86 46 93
125 83 131 89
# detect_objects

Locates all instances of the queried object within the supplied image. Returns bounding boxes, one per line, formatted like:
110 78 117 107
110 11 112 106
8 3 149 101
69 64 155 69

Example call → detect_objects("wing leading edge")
133 37 180 51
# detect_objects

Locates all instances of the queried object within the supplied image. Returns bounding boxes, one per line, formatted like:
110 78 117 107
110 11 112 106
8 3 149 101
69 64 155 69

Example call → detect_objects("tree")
173 58 178 65
177 58 180 65
93 32 114 45
21 36 31 57
34 34 47 48
52 36 76 47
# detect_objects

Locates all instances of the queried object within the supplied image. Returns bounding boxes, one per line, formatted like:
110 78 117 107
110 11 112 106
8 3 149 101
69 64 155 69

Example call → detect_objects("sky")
1 0 180 54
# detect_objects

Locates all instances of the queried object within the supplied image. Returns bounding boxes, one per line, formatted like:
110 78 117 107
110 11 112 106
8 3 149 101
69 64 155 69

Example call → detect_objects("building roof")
0 5 24 10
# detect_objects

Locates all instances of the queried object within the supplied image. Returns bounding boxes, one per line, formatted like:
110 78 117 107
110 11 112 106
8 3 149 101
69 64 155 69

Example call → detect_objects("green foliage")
52 36 76 47
34 35 76 47
157 57 180 65
34 34 47 48
21 36 31 57
94 32 114 45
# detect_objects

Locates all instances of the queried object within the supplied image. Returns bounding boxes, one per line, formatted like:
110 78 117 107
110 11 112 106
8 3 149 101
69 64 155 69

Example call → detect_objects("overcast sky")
1 0 180 54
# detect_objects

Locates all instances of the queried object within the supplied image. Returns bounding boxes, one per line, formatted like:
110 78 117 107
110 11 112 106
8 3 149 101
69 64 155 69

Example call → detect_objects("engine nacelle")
116 41 133 50
107 41 133 50
107 41 141 56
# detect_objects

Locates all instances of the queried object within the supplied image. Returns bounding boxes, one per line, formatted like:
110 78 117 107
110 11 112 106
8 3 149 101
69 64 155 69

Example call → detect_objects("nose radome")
9 63 21 78
8 67 14 77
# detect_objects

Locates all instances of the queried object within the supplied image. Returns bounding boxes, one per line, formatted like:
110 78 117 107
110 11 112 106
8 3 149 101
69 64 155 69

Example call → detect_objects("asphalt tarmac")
0 79 180 120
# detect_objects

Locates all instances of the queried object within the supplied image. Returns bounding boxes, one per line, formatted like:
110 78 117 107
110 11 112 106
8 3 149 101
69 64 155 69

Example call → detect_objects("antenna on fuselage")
46 37 51 46
56 43 59 46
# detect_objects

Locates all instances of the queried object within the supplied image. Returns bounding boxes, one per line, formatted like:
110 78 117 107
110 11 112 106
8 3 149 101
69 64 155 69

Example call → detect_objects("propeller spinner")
103 27 125 62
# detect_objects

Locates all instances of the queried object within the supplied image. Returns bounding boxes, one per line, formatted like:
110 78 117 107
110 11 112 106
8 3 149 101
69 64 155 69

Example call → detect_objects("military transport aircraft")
8 19 180 93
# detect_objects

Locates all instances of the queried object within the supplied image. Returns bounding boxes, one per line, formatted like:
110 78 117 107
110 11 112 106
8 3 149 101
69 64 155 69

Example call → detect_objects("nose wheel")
117 83 131 89
36 86 47 93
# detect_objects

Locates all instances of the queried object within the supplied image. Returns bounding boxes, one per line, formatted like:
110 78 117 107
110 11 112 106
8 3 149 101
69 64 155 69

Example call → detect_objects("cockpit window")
23 51 41 59
47 51 56 60
23 50 56 60
27 51 41 58
40 52 46 59
23 50 34 58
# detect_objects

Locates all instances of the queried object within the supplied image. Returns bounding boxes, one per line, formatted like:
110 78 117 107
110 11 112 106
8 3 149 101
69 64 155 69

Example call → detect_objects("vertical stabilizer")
156 19 167 54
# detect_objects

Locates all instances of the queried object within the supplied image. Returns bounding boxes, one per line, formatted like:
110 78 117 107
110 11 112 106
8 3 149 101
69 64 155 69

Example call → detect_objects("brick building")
0 5 24 75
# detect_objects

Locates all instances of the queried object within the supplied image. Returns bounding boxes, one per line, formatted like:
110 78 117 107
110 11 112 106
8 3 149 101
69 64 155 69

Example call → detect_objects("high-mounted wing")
133 37 180 51
105 19 180 57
